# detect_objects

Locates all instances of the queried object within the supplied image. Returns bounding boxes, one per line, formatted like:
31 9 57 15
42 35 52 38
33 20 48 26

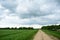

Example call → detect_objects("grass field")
42 30 60 39
0 29 38 40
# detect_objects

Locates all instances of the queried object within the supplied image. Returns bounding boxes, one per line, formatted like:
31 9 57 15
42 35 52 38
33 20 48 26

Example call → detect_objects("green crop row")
0 29 38 40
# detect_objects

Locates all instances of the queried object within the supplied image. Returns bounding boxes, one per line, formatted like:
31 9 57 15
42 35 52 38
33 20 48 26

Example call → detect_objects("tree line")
41 25 60 31
0 27 34 30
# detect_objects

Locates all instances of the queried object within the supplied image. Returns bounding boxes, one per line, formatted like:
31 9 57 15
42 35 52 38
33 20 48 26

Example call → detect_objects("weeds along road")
33 30 57 40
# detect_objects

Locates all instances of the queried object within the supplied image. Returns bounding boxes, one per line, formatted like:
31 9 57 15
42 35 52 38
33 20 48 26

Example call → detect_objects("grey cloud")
0 0 17 13
0 17 3 21
19 18 58 25
0 0 60 25
16 0 57 19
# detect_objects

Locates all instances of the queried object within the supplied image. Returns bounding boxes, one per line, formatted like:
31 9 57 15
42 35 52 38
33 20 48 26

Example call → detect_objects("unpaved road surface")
33 30 57 40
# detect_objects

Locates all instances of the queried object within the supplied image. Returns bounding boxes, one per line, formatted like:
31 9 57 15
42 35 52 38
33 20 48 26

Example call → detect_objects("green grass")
0 29 38 40
42 30 60 39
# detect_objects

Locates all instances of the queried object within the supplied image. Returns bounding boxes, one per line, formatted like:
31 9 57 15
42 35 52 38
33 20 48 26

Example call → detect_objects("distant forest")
0 27 34 30
41 25 60 31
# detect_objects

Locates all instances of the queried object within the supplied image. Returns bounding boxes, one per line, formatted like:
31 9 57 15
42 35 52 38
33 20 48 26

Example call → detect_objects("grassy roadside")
42 30 60 39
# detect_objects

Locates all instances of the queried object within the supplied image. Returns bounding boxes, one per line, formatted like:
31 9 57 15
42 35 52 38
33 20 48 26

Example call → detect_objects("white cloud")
0 4 4 9
0 0 60 28
16 5 28 13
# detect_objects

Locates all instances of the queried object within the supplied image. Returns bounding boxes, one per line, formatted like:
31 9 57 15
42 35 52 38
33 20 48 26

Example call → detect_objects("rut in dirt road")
33 30 56 40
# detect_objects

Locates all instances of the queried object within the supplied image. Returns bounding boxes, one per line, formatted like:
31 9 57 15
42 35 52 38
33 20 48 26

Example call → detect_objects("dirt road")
33 30 56 40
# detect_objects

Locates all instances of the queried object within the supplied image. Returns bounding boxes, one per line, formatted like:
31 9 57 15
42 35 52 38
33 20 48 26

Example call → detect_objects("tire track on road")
33 30 56 40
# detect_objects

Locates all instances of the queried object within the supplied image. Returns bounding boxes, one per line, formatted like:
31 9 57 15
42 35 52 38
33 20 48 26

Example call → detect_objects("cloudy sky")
0 0 60 28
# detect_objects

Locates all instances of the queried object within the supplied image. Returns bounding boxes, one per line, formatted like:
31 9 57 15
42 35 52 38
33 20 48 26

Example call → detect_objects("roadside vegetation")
0 27 38 40
41 25 60 39
42 30 60 39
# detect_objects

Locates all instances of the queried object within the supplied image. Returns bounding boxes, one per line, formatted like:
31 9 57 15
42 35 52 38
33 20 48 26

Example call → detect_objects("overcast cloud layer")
0 0 60 27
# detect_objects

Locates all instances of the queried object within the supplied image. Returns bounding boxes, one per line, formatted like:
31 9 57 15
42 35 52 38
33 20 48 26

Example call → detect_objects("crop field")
0 29 38 40
42 30 60 39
